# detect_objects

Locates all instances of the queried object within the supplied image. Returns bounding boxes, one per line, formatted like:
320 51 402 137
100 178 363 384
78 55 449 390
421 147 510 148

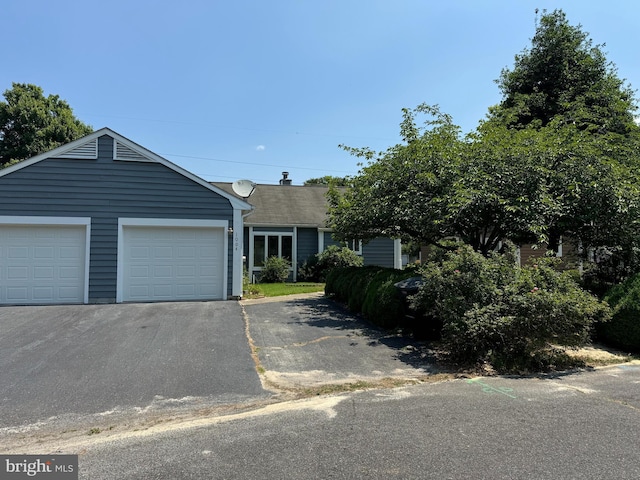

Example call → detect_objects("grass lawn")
244 282 325 298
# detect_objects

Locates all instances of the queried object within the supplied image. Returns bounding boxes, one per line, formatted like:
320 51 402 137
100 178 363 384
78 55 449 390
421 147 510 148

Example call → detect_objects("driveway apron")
0 301 265 428
243 294 438 388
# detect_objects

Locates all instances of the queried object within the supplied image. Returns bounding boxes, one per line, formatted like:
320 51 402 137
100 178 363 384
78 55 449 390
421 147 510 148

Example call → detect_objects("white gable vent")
54 139 98 159
114 140 154 162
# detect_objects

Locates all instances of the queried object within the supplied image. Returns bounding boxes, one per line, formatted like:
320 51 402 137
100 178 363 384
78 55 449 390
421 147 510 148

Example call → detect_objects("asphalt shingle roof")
212 183 332 227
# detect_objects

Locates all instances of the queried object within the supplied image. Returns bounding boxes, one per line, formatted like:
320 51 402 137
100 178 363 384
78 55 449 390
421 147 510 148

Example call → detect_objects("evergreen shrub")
600 273 640 352
260 256 291 283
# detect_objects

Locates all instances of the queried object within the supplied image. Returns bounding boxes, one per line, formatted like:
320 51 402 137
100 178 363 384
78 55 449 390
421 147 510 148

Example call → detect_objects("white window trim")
349 239 363 255
251 232 295 267
116 218 229 303
248 228 297 281
0 216 91 304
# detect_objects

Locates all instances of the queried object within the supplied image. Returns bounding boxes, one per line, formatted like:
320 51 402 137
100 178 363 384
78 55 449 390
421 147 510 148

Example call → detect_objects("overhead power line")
161 152 357 174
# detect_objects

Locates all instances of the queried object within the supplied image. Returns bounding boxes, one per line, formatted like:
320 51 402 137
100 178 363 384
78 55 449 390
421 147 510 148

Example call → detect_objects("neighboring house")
213 174 402 282
518 238 580 268
0 128 251 305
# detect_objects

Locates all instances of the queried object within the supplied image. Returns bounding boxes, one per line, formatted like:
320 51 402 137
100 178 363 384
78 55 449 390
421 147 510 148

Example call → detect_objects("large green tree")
485 9 640 262
489 9 638 136
0 83 92 167
328 104 466 249
329 10 640 269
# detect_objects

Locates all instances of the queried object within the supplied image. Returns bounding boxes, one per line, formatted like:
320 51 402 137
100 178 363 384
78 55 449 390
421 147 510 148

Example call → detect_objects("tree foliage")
0 83 92 167
490 9 638 136
304 175 351 186
329 10 640 271
328 104 468 249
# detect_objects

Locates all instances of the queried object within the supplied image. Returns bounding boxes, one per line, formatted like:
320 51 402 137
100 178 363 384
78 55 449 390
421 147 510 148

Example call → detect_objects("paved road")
73 365 640 479
243 294 440 388
0 302 266 429
3 295 640 478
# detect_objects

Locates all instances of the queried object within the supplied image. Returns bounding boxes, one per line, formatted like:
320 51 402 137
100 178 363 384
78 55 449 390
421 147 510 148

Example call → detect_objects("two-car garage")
0 218 228 305
0 128 251 305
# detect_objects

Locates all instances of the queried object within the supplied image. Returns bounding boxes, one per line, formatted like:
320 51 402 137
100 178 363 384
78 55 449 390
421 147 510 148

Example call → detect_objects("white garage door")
0 225 87 304
121 226 225 302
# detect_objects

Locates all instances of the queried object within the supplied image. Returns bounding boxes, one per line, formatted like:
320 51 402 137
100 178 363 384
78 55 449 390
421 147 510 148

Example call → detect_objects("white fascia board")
0 216 91 226
231 209 244 298
118 217 229 228
394 238 402 269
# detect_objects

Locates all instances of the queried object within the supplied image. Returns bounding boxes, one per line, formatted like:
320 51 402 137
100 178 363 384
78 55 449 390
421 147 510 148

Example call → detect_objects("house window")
254 236 266 267
348 239 362 255
253 234 293 267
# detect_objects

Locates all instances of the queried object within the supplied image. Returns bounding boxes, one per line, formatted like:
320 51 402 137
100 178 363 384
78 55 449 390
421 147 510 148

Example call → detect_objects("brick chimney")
279 171 292 185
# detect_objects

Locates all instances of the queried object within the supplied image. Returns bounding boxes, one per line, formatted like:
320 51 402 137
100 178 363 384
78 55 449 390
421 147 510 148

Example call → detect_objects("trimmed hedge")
325 266 416 328
601 273 640 352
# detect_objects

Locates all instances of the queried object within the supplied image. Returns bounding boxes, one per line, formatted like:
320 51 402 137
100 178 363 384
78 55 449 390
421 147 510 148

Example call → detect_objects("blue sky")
3 1 639 184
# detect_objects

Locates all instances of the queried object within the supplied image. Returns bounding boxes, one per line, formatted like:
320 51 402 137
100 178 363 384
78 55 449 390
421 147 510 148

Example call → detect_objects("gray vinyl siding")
90 216 118 302
362 237 396 268
323 232 343 249
252 227 294 233
322 232 395 268
0 134 234 302
296 228 318 266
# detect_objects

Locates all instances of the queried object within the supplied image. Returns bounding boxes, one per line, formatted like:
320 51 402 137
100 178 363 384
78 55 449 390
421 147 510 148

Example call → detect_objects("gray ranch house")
213 174 402 282
0 128 251 305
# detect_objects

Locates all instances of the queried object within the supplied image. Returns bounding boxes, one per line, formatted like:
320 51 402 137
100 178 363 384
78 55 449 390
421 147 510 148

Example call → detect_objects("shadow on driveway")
243 294 440 388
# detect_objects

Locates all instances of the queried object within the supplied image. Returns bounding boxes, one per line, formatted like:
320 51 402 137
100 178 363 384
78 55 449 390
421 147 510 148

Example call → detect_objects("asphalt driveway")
0 302 265 429
242 293 440 389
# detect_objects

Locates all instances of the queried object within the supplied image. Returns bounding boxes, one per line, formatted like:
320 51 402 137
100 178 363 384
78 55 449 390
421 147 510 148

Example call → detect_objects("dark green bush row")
325 266 416 328
600 273 640 352
327 244 613 372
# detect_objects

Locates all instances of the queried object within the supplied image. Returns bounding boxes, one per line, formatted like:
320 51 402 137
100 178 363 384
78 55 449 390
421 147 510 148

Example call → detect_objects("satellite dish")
232 179 257 198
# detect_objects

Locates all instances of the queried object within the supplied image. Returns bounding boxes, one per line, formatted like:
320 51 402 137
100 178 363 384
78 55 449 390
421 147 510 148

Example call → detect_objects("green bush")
601 273 640 352
325 266 365 301
361 270 415 329
346 266 383 312
412 245 611 371
260 256 291 283
325 265 416 329
297 254 320 282
299 246 364 282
